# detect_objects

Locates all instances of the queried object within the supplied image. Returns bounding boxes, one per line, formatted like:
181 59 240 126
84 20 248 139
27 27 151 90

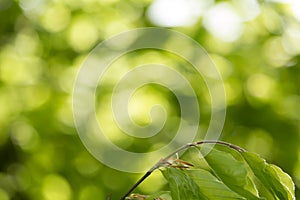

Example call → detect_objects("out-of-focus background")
0 0 299 199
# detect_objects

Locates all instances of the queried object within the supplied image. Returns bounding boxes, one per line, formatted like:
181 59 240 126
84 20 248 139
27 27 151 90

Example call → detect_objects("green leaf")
204 148 262 200
162 167 249 200
187 169 245 199
271 165 295 197
161 168 206 200
145 191 171 200
241 151 295 200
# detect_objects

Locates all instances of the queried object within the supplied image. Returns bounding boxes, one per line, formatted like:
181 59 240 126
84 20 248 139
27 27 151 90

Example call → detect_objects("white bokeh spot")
147 0 213 27
203 3 244 42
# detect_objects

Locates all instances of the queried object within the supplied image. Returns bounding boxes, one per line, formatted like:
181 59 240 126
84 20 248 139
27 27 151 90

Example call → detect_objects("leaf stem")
119 140 245 200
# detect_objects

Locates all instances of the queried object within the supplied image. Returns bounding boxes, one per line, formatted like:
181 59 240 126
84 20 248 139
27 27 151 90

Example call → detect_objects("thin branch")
120 140 245 200
119 171 152 200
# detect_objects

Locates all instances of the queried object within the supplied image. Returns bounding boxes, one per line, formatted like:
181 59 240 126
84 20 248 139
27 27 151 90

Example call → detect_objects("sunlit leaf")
161 168 207 200
204 148 262 200
187 168 245 199
145 191 171 200
162 167 250 200
241 151 295 200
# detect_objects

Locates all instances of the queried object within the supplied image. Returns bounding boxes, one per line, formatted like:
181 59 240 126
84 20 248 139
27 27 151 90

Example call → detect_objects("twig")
119 140 245 200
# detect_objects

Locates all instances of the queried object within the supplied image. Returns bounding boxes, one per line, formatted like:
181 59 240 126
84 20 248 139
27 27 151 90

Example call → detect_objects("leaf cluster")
125 143 295 200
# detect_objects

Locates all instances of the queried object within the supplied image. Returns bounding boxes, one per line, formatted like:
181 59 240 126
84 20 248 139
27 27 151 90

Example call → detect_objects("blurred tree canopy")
0 0 299 199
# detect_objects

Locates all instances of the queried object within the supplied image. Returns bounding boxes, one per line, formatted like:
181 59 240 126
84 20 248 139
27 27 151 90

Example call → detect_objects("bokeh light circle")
73 27 226 173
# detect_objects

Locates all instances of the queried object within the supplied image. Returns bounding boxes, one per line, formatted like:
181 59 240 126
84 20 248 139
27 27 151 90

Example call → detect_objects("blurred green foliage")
0 0 299 199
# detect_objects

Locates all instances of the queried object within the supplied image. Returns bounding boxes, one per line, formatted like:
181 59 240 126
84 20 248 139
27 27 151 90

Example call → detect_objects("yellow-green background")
0 0 299 199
